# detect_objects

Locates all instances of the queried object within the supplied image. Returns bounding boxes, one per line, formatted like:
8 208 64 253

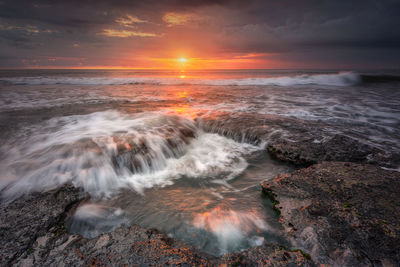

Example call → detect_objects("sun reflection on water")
193 205 269 235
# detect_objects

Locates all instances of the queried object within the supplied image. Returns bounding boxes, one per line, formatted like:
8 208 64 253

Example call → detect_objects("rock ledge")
261 162 400 266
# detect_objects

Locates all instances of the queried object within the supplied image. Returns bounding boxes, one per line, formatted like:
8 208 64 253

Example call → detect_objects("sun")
179 58 187 62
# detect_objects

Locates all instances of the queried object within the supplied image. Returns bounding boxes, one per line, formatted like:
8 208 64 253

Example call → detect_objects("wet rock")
268 134 386 166
197 112 399 167
0 185 86 266
222 243 315 266
261 162 400 266
16 224 217 266
0 184 315 266
17 224 315 266
112 123 197 174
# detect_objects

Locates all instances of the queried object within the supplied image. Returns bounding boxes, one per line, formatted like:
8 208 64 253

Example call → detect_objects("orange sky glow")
19 54 289 70
5 10 295 69
1 1 399 69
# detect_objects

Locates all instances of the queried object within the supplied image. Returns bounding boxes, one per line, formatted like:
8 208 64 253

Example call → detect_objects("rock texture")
15 225 216 266
0 185 87 266
222 244 314 267
2 112 399 266
197 112 399 167
3 162 398 266
1 184 314 266
261 162 400 266
16 225 314 266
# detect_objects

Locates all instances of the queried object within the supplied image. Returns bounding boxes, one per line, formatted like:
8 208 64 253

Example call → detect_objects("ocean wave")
1 72 361 86
0 110 260 201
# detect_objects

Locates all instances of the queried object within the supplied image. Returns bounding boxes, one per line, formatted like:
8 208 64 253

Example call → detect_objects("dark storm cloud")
226 0 400 50
0 1 110 28
0 0 399 68
0 0 238 26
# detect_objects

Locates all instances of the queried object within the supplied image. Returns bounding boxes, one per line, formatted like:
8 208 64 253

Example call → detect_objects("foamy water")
67 203 129 238
1 71 360 86
193 207 269 253
0 69 399 255
0 107 283 255
0 110 260 200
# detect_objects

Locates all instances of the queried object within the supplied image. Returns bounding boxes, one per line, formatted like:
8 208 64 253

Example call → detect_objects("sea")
0 69 399 255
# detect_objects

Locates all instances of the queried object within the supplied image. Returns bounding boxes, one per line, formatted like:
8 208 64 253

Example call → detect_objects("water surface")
1 69 399 255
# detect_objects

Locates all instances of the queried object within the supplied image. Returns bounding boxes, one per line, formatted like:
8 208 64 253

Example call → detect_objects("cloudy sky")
0 0 399 69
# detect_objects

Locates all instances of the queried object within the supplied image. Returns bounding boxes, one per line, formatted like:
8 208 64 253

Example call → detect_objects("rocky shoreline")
262 162 400 266
0 185 313 266
197 112 400 168
1 113 399 266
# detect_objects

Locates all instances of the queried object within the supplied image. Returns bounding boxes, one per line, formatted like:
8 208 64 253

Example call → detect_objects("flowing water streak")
0 110 262 201
2 69 398 255
0 109 274 255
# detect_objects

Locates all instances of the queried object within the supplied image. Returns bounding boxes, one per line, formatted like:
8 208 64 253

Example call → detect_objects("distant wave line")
0 72 369 86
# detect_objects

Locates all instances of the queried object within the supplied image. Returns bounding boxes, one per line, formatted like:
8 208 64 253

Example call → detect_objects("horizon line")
0 67 398 71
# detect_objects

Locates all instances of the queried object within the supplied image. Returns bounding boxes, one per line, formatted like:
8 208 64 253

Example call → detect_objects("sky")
0 0 399 69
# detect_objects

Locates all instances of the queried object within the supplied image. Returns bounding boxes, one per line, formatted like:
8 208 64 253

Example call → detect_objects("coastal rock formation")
1 113 399 266
0 185 314 266
0 185 87 266
222 244 315 266
198 112 399 168
15 225 216 266
261 162 400 266
16 224 314 266
3 162 398 266
112 122 197 174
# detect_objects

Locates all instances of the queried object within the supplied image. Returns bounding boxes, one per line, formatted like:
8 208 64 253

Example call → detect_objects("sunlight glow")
140 54 270 70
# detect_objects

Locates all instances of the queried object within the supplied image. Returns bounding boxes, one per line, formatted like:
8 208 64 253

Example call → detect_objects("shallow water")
0 69 399 255
67 150 293 256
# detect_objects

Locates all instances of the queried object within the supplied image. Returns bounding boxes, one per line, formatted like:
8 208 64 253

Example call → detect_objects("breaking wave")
0 110 260 201
1 72 361 86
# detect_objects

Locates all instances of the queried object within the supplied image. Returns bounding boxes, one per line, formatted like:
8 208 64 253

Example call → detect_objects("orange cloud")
163 12 192 27
100 29 158 38
115 15 148 27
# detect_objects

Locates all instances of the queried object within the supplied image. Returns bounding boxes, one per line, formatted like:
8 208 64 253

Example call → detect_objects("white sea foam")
68 203 129 238
0 110 260 201
193 208 269 254
73 203 122 219
1 72 360 87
